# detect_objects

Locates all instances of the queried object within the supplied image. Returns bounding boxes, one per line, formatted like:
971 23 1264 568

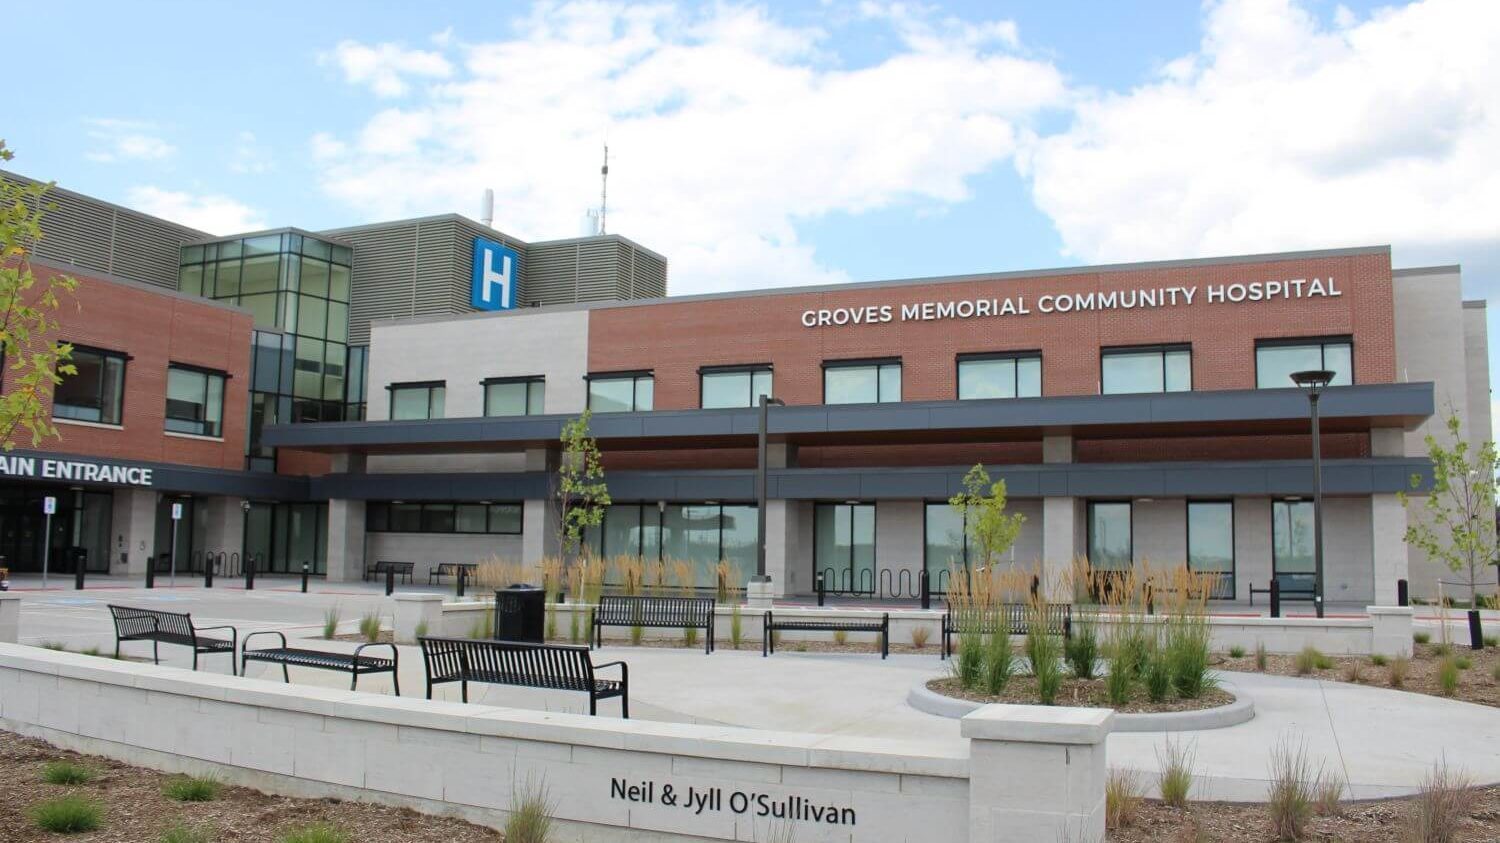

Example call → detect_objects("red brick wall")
588 251 1395 407
13 265 252 471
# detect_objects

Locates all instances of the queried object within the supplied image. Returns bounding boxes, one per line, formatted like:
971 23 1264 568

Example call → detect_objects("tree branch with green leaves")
949 463 1026 571
0 139 78 451
1399 411 1498 609
556 409 611 562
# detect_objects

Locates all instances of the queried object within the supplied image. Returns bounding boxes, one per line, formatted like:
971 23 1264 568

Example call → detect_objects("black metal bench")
1249 579 1316 605
241 631 400 694
418 636 628 717
427 562 477 586
592 595 716 654
366 560 414 583
762 610 889 658
941 603 1072 659
107 604 238 674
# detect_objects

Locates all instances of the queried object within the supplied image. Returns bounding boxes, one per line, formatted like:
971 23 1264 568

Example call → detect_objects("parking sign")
43 496 56 515
171 503 183 521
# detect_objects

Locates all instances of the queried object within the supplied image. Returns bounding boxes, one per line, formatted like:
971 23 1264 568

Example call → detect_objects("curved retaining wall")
0 642 1110 842
906 682 1256 732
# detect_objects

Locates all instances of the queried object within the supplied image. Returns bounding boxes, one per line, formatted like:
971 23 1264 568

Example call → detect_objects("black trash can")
494 585 545 643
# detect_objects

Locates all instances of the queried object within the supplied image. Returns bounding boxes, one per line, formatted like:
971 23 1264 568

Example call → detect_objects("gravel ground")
1 735 501 843
926 676 1236 713
1218 642 1500 707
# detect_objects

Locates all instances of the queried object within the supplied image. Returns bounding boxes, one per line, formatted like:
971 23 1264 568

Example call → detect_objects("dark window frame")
1185 499 1236 599
698 363 773 409
813 500 878 594
1085 499 1134 571
585 370 654 413
587 501 756 565
1270 497 1317 586
164 362 230 438
1099 343 1193 395
366 501 524 535
1253 335 1355 389
481 375 546 417
386 380 446 420
955 350 1043 400
821 357 902 404
53 343 130 426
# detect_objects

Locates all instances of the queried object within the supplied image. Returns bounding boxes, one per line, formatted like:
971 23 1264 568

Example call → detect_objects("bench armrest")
353 642 400 666
592 659 628 677
242 630 287 652
194 624 238 634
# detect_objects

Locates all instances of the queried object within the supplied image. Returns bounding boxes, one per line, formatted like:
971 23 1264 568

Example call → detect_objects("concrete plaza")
5 577 1499 802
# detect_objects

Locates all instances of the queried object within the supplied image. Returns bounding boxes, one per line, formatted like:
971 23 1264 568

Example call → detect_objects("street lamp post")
1291 369 1335 619
754 395 785 588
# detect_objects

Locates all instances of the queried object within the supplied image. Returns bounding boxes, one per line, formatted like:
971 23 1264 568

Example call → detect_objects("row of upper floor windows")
383 337 1355 420
48 345 228 438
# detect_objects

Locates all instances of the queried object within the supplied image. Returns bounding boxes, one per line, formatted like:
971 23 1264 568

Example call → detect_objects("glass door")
814 503 876 594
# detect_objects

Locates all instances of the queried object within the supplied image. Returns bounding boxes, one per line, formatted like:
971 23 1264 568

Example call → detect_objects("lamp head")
1290 369 1335 393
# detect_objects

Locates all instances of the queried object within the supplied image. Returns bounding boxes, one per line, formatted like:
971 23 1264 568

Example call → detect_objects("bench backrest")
418 636 596 685
945 603 1071 636
108 604 195 640
374 560 413 572
595 595 715 628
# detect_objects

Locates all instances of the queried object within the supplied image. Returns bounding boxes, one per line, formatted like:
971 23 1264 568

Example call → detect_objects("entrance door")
814 503 876 594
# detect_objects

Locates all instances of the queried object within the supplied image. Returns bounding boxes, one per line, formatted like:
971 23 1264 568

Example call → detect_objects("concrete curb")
906 682 1255 732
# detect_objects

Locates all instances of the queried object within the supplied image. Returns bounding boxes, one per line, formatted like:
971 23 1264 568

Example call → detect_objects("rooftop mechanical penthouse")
0 169 1488 604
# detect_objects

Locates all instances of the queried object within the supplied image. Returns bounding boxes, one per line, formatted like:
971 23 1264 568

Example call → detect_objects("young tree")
949 463 1026 571
555 409 611 562
0 140 77 450
1400 412 1497 640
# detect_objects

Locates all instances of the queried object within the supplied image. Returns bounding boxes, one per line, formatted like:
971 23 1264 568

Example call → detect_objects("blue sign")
471 237 520 311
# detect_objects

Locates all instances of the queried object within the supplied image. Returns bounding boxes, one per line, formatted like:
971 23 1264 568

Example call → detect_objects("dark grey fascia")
2 449 308 499
307 457 1432 502
262 381 1435 452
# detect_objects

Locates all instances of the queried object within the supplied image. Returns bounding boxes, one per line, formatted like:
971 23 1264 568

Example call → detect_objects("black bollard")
74 549 85 590
301 563 310 594
1397 578 1409 607
816 571 825 607
385 565 395 596
1468 610 1483 651
205 553 214 589
146 558 155 589
1270 579 1282 619
456 565 466 599
245 555 255 591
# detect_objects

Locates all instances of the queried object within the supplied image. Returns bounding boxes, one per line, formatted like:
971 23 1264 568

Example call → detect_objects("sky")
5 0 1498 431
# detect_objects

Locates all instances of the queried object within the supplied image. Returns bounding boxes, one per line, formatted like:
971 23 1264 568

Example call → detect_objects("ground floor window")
814 502 875 593
924 502 968 575
154 495 208 573
1272 498 1316 589
1086 501 1132 571
366 501 522 534
243 501 328 575
0 484 112 573
1187 500 1235 598
585 502 756 588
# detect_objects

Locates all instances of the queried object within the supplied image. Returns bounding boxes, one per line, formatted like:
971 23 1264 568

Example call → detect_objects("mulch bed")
593 637 932 655
1 734 499 842
1108 788 1500 842
331 632 395 645
927 676 1235 713
1219 642 1500 707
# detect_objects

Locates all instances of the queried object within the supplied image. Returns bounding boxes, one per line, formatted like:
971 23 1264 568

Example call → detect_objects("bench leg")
425 680 433 701
350 669 358 692
589 695 597 716
461 679 468 704
392 670 400 698
621 694 628 720
282 663 290 683
191 649 198 671
153 641 160 666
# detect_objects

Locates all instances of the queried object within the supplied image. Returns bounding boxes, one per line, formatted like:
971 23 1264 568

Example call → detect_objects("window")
388 381 445 420
957 353 1041 400
1256 338 1353 389
366 502 523 534
582 502 756 587
587 372 653 412
823 359 901 404
700 365 772 409
164 365 226 437
484 376 545 416
1272 499 1315 588
1086 501 1132 571
1101 345 1191 394
1187 501 1234 598
924 502 969 575
814 503 876 593
53 346 126 425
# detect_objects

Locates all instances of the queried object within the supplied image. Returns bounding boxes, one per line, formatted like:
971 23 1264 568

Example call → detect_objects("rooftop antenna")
480 188 494 228
599 144 609 235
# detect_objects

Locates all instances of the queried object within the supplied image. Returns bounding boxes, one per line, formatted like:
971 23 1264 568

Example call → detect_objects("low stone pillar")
746 577 774 609
392 593 445 644
0 594 18 643
1368 606 1414 658
961 704 1113 841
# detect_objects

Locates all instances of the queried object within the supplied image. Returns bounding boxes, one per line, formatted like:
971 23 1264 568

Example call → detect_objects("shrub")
31 794 103 833
1484 634 1498 649
1026 606 1063 706
1388 656 1410 688
1144 649 1173 703
1294 645 1322 676
160 822 215 843
955 627 984 691
278 823 349 843
321 606 341 639
1316 769 1345 818
1166 614 1214 699
1065 613 1099 680
1431 642 1452 657
1105 768 1142 829
568 610 580 644
505 777 556 843
1255 641 1268 671
1266 737 1315 840
163 774 220 802
1106 659 1132 705
683 625 699 647
983 627 1014 697
1371 653 1388 667
910 625 931 649
1342 660 1362 684
42 760 94 785
1454 655 1471 671
1414 631 1431 645
545 605 558 641
1228 644 1246 659
730 604 743 650
358 611 381 643
1437 656 1460 696
630 624 644 646
1402 759 1474 843
1117 627 1155 681
1156 737 1195 809
833 629 848 646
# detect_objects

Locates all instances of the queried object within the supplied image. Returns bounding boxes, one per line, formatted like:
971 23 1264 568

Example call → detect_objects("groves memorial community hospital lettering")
0 455 153 486
611 778 856 827
800 276 1343 328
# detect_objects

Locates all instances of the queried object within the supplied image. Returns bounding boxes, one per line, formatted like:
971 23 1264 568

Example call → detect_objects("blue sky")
5 0 1498 427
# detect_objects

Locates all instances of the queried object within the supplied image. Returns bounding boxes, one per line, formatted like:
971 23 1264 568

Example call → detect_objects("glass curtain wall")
181 233 352 469
1186 501 1235 598
0 485 112 573
814 503 875 593
1271 499 1316 589
240 502 329 575
584 502 755 588
1086 502 1132 571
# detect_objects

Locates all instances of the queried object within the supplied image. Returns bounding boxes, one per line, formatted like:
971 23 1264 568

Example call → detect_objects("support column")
763 499 792 597
1042 497 1077 602
522 447 560 566
202 496 246 559
1371 493 1407 605
112 488 157 576
326 499 366 583
962 705 1112 840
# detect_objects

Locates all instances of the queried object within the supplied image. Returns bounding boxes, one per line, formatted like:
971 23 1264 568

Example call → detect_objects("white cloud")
230 131 274 174
313 2 1066 293
127 186 267 235
323 39 454 97
84 118 175 163
1025 0 1500 269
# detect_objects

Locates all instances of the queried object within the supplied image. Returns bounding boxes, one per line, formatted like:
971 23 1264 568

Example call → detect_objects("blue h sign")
471 237 520 311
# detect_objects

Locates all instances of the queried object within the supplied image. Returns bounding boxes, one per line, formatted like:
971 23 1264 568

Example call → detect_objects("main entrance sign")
471 237 520 311
800 276 1342 328
0 455 152 486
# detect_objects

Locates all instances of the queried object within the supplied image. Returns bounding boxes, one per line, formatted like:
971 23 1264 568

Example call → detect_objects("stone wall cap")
0 593 20 601
393 593 447 602
1366 606 1415 616
960 704 1114 744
